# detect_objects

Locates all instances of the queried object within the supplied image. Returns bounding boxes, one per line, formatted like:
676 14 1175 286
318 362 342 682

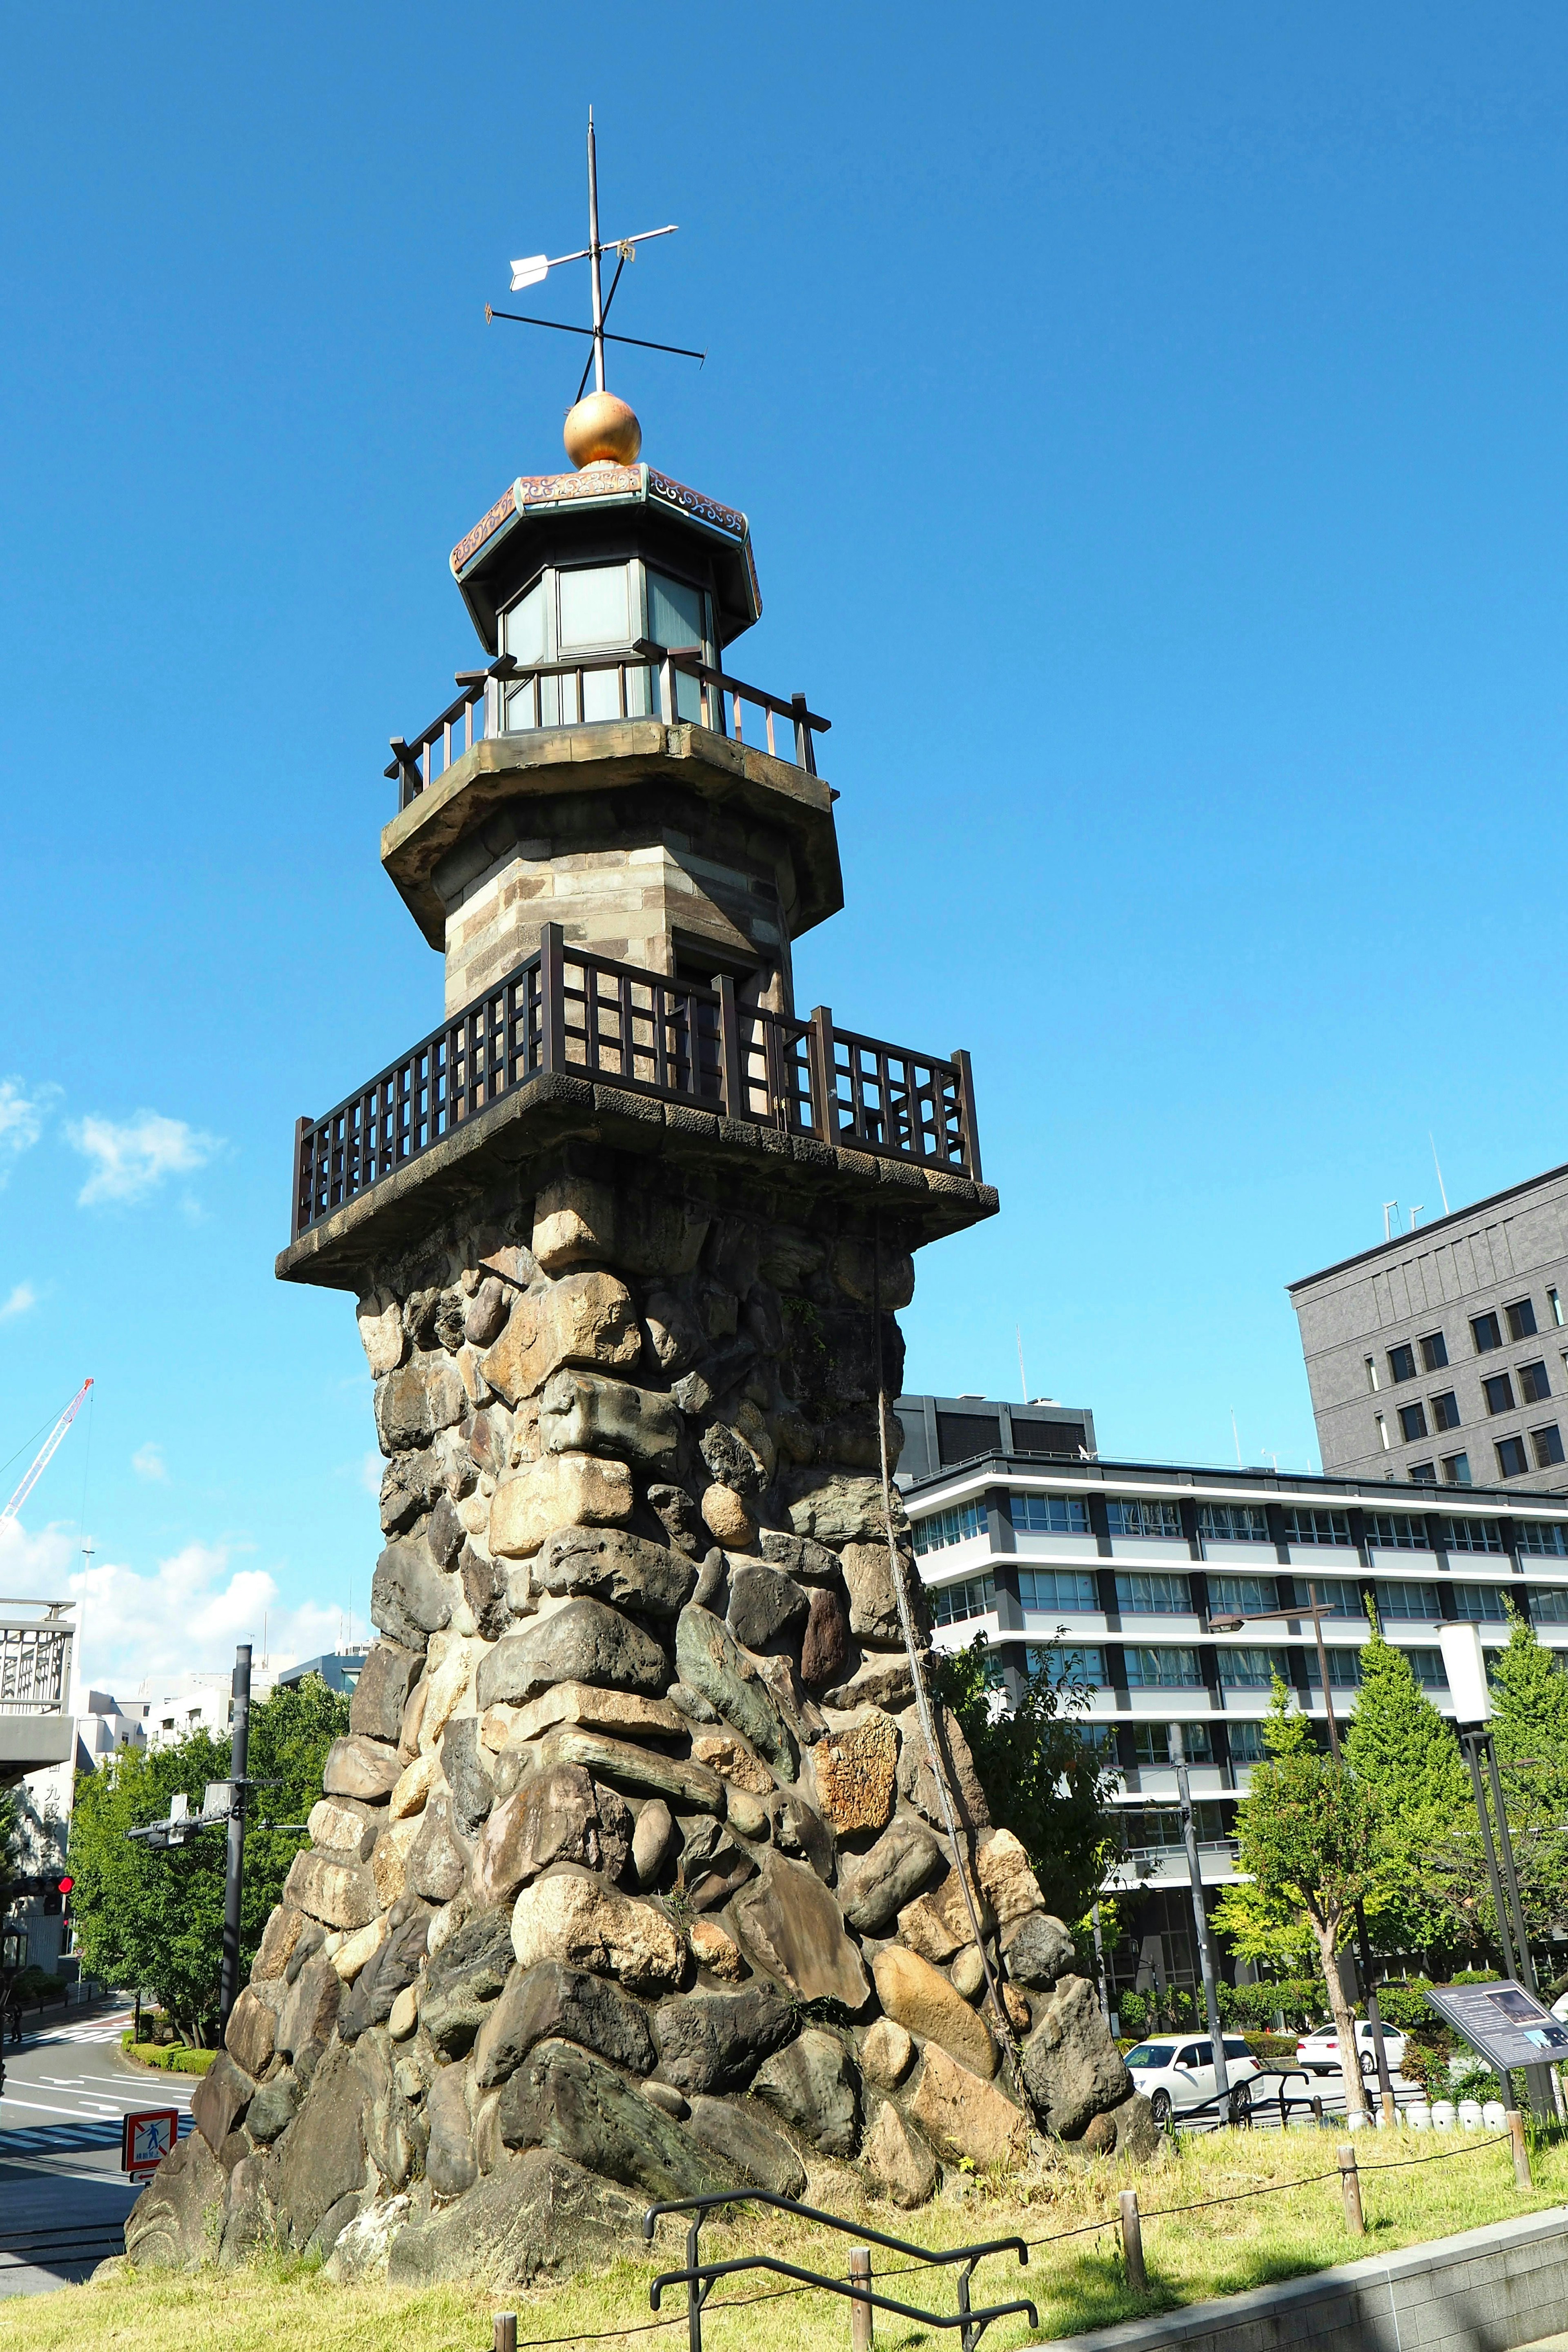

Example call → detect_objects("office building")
1290 1163 1568 1495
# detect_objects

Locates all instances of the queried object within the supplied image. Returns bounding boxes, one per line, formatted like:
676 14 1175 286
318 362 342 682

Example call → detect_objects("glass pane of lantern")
559 564 630 649
648 569 704 653
503 579 546 666
581 665 621 722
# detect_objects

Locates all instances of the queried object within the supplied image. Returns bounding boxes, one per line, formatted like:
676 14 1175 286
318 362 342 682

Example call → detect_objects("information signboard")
1425 1980 1568 2072
121 2107 179 2177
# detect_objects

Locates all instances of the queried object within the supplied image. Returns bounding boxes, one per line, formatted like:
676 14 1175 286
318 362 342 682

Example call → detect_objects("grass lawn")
2 2125 1563 2352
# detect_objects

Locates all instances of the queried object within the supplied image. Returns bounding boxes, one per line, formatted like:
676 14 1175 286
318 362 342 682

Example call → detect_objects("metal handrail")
643 2189 1037 2352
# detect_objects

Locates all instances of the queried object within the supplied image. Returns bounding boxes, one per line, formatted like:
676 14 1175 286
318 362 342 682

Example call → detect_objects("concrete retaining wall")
1057 2205 1568 2352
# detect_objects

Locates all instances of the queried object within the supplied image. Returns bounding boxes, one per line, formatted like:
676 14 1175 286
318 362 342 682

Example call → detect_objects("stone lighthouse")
124 358 1152 2283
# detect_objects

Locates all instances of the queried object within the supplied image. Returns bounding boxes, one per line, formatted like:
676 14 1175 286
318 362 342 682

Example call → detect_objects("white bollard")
1458 2100 1483 2132
1408 2102 1431 2130
1432 2101 1457 2131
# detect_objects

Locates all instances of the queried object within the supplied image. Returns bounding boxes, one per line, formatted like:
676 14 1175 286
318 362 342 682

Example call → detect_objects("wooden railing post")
951 1046 983 1181
808 1006 837 1147
1118 2189 1146 2293
848 2246 873 2351
1507 2109 1532 2189
793 691 816 774
540 923 566 1075
1337 2143 1365 2235
290 1115 313 1240
493 2316 517 2352
714 974 745 1121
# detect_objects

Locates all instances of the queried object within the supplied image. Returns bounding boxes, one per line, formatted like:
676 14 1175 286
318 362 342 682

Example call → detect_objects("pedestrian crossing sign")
122 2108 178 2176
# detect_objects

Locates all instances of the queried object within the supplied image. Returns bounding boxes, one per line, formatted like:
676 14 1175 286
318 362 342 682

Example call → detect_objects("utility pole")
218 1644 251 2031
1169 1724 1230 2106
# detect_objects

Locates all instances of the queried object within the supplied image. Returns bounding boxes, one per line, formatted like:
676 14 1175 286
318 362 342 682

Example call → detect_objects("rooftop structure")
0 1599 77 1790
1290 1161 1568 1496
277 1647 368 1696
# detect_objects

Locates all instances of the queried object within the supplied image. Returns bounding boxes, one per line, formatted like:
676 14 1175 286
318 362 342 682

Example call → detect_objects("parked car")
1294 2019 1407 2078
1123 2035 1263 2126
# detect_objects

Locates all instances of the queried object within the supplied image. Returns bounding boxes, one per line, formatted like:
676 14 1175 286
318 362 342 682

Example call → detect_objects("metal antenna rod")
587 108 606 394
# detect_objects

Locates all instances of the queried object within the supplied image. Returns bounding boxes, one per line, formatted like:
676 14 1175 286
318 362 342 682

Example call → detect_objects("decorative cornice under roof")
449 465 759 615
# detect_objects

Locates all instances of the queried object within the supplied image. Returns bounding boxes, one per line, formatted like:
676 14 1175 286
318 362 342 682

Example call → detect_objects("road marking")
0 2098 98 2121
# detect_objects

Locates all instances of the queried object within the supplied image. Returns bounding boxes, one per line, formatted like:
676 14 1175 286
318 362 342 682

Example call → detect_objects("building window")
1376 1412 1390 1451
1368 1513 1431 1550
1377 1580 1442 1620
1196 1503 1270 1542
1551 1287 1565 1329
1028 1644 1105 1686
1521 1361 1553 1405
1518 1521 1568 1557
1216 1646 1290 1689
930 1573 996 1626
1472 1311 1504 1354
1228 1720 1267 1763
1530 1586 1568 1623
1365 1356 1380 1392
1107 1499 1183 1539
1286 1578 1365 1617
1130 1721 1214 1766
1403 1647 1448 1689
912 1500 987 1556
1284 1508 1352 1546
1207 1573 1276 1616
1399 1403 1429 1443
1532 1425 1566 1470
1018 1567 1098 1613
1497 1436 1530 1479
1421 1332 1450 1372
1442 1452 1472 1486
1013 1493 1090 1535
1389 1343 1417 1384
1453 1584 1509 1622
1483 1374 1517 1416
1443 1517 1505 1554
1508 1298 1539 1342
1410 1461 1437 1484
1125 1646 1203 1687
1114 1572 1193 1614
1303 1648 1364 1689
1431 1391 1462 1432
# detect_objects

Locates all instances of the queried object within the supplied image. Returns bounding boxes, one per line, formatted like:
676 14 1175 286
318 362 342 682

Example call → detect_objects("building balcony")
0 1603 76 1785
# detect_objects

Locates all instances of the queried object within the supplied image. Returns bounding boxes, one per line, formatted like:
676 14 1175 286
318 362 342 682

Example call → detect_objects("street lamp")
1167 1722 1231 2109
1208 1583 1396 2118
1437 1622 1555 2121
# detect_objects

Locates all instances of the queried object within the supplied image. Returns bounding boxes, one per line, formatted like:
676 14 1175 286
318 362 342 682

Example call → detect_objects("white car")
1295 2019 1407 2078
1123 2035 1263 2127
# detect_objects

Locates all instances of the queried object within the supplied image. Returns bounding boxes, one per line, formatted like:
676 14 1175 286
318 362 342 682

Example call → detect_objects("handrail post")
849 2246 873 2352
1337 2143 1365 2234
290 1115 313 1240
952 1046 983 1180
541 923 566 1075
1118 2190 1146 2293
492 2317 517 2352
1507 2109 1532 2189
793 691 816 774
714 974 745 1122
808 1005 837 1146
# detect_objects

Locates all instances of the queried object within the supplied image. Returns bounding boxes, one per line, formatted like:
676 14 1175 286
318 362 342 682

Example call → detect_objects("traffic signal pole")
218 1644 251 2031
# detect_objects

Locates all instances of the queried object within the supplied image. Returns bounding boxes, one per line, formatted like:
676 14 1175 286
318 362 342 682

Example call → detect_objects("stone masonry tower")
123 368 1155 2285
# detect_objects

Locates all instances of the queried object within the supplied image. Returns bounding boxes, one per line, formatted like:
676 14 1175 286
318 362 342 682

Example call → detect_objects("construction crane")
2 1379 93 1522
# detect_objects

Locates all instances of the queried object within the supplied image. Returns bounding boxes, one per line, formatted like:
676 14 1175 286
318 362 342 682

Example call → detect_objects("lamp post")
1167 1722 1231 2108
1437 1622 1554 2121
1209 1584 1395 2119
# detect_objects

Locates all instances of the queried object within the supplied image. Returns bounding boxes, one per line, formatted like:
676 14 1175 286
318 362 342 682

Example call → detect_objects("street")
0 2004 193 2296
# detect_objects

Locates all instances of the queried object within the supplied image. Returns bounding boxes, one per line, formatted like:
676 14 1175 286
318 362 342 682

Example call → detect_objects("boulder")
284 1849 377 1933
651 1982 795 2096
688 1918 745 1981
510 1869 685 1993
370 1535 454 1648
407 1790 469 1904
464 1274 509 1347
460 1544 511 1640
425 2063 478 2199
420 1902 516 2056
1020 1975 1130 2140
730 1856 871 2010
700 1485 756 1548
1003 1911 1076 1991
908 2044 1027 2171
824 1657 915 1713
252 1903 308 1983
837 1817 942 1933
246 2068 300 2144
490 1454 635 1558
675 1606 795 1780
122 2127 225 2270
473 1959 657 2089
785 1475 890 1546
498 2038 726 2199
800 1586 850 1687
322 1733 404 1805
358 1295 405 1376
872 1947 997 2080
951 1946 986 2001
375 1361 465 1452
191 2051 255 2153
898 1864 993 1960
508 1680 688 1743
726 1565 809 1651
976 1828 1045 1926
541 1369 681 1470
811 1711 897 1834
839 1542 902 1643
276 2038 371 2248
384 2148 644 2287
632 1798 674 1889
532 1175 616 1273
336 1899 433 2042
476 1599 666 1704
223 1987 276 2081
700 1422 768 1501
350 1640 423 1742
861 2018 915 2089
471 1764 601 1906
1107 2090 1163 2160
218 2153 276 2267
751 2028 860 2156
895 1705 989 1832
307 1795 383 1862
276 1949 342 2063
690 1729 774 1794
441 1716 496 1834
418 1631 488 1753
539 1728 724 1815
533 1526 696 1617
685 2098 806 2198
480 1272 642 1405
759 1530 842 1582
862 2100 939 2207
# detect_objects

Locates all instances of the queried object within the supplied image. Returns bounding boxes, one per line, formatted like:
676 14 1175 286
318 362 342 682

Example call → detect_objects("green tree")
935 1635 1119 1922
1428 1610 1568 1961
1230 1677 1385 2120
69 1674 348 2038
0 1784 19 1881
1343 1619 1469 1958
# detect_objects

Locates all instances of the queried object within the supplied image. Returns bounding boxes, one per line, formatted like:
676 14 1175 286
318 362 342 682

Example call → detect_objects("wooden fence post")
493 2315 517 2352
1337 2144 1364 2235
808 1006 836 1146
714 974 744 1120
848 2245 873 2352
1119 2189 1147 2293
1507 2109 1532 2190
540 922 565 1075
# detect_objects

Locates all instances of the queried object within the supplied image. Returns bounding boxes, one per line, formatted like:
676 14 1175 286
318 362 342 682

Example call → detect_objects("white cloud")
0 1079 54 1180
0 1281 37 1321
69 1111 222 1207
131 1442 168 1484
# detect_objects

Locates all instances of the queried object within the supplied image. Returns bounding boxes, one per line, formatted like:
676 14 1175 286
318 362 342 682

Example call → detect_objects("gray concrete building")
1289 1163 1568 1494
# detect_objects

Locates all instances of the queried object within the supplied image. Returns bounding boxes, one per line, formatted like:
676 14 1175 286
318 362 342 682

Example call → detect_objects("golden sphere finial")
563 391 642 470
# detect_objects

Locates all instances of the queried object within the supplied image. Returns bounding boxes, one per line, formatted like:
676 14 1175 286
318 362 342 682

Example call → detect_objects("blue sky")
4 3 1568 1686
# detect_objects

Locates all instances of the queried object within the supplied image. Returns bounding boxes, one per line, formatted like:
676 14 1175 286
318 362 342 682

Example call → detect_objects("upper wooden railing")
385 642 831 813
291 927 980 1239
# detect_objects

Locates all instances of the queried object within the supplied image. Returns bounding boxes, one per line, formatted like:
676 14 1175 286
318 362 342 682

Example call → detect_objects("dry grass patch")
2 2127 1564 2352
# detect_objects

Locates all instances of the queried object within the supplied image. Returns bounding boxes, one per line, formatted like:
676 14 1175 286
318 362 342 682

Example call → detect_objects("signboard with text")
1425 1980 1568 2072
121 2107 179 2177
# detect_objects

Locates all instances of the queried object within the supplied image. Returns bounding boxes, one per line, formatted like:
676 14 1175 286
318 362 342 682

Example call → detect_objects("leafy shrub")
8 1967 66 2005
1368 1980 1436 2033
121 2035 218 2075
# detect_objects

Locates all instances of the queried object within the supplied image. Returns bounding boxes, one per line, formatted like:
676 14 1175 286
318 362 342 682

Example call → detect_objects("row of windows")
1370 1291 1564 1392
918 1495 1568 1562
1398 1430 1566 1483
1014 1494 1090 1535
929 1573 995 1627
1028 1641 1457 1692
911 1499 987 1555
976 1566 1561 1623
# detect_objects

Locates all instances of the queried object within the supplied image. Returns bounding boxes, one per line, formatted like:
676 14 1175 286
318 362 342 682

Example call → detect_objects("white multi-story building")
895 1393 1568 2006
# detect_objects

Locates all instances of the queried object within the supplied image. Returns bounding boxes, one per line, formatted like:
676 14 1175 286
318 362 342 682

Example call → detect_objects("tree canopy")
1425 1610 1568 1964
69 1673 348 2035
935 1635 1119 1922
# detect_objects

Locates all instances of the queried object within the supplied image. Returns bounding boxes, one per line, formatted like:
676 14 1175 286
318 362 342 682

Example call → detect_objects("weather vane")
486 109 704 411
